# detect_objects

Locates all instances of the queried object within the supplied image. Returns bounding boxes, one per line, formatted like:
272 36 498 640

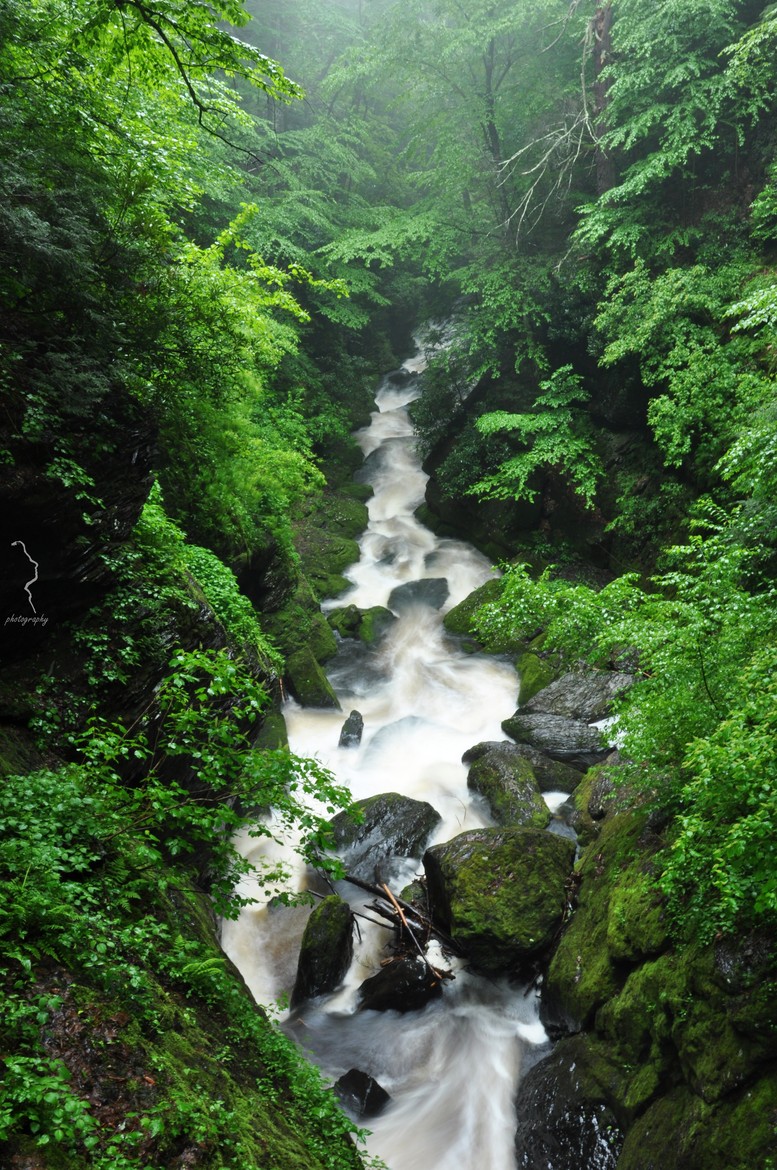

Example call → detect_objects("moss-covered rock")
542 807 664 1035
327 603 396 645
285 647 341 710
423 828 575 975
617 1075 777 1170
291 896 354 1008
442 577 504 640
464 740 582 795
465 743 551 829
516 650 557 704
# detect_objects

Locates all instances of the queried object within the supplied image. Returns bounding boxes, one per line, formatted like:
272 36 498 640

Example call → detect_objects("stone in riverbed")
523 669 634 722
501 712 611 770
357 955 444 1012
327 792 442 882
388 577 449 612
514 1034 624 1170
465 742 550 828
423 828 575 975
338 709 364 748
463 741 582 795
290 895 354 1008
334 1069 391 1119
285 646 341 710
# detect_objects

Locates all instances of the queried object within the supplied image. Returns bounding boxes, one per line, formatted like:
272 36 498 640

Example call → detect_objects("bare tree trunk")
593 3 615 194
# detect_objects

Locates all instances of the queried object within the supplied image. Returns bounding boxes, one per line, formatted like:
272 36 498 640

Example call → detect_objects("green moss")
516 650 557 704
424 828 575 973
442 578 503 638
254 712 289 750
617 1074 777 1170
466 753 551 829
285 648 341 710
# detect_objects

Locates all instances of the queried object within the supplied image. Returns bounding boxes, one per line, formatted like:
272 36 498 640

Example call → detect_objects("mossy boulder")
423 828 575 975
285 647 341 710
542 808 665 1035
463 740 582 795
327 792 442 881
442 577 504 641
617 1075 777 1170
291 896 354 1008
254 711 289 750
514 1034 624 1170
516 649 557 704
465 742 551 828
327 603 396 645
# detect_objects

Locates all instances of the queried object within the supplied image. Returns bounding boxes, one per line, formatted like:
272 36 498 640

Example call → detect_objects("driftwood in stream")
343 872 463 967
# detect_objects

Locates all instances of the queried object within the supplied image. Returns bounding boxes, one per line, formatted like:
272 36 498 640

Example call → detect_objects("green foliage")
595 260 767 475
0 645 363 1166
473 365 604 506
664 647 777 940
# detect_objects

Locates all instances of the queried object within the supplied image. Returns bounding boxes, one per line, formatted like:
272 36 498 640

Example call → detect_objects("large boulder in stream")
327 603 397 645
338 709 364 748
502 712 612 771
524 669 634 722
290 895 354 1008
334 1069 391 1119
388 577 449 612
423 828 575 975
514 1034 624 1170
463 741 582 795
327 792 442 882
357 955 444 1013
285 646 341 710
464 742 551 828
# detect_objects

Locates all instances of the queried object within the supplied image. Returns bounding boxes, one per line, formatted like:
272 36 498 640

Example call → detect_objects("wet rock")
514 1035 624 1170
327 603 396 645
339 710 364 748
501 712 611 770
334 1069 391 1119
517 648 559 704
524 669 633 722
285 646 341 710
328 792 442 882
357 955 443 1012
388 577 449 612
465 742 550 828
463 741 582 795
423 828 575 975
290 896 354 1008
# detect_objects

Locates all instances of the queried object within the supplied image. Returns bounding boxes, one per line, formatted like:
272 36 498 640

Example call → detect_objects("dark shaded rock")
423 828 575 975
339 710 364 748
388 577 449 612
334 1069 391 1120
465 742 550 828
327 604 362 638
290 896 354 1008
285 647 341 710
514 1035 624 1170
357 955 444 1012
502 712 611 770
463 741 582 795
524 670 633 722
385 367 415 387
328 792 442 881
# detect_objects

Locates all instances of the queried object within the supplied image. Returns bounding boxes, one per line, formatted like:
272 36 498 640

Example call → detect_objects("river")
222 344 555 1170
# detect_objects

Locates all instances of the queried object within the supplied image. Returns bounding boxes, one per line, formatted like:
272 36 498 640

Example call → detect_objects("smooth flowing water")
222 348 552 1170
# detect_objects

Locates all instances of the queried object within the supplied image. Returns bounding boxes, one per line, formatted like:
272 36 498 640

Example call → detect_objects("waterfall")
222 343 553 1170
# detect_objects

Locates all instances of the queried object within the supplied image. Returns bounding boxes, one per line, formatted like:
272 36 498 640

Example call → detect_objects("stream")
222 344 556 1170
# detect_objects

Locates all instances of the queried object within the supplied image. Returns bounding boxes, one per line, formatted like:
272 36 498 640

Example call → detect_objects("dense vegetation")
1 0 776 1165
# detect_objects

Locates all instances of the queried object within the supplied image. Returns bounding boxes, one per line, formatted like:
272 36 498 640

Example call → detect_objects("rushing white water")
222 348 552 1170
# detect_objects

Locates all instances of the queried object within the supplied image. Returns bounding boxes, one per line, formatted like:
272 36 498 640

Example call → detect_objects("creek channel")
222 345 562 1170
